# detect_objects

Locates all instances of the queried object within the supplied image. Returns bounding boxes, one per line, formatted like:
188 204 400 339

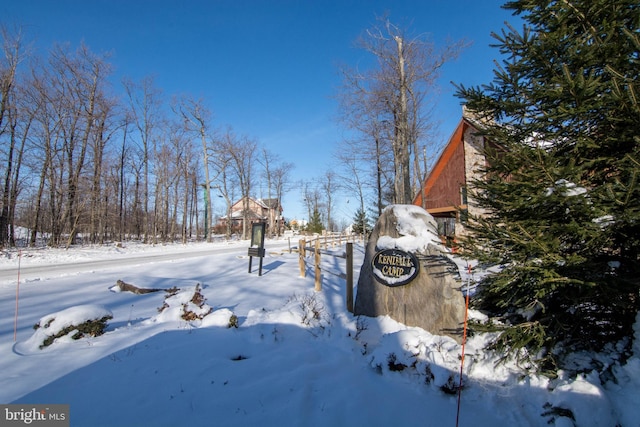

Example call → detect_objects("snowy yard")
0 239 638 426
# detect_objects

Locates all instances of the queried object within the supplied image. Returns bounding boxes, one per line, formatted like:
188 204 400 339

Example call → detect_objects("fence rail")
297 235 356 313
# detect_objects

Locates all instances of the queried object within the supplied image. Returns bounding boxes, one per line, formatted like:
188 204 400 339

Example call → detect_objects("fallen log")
114 279 162 295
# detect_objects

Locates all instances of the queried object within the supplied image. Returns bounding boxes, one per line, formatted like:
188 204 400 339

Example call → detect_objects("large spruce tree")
457 0 640 373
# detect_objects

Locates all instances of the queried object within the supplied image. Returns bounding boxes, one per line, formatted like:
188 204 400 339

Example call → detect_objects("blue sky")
2 0 520 224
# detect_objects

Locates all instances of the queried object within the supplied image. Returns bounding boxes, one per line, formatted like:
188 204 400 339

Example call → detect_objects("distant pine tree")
307 209 324 234
456 0 640 373
352 208 371 235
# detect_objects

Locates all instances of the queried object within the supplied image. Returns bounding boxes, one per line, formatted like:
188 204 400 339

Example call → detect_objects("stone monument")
354 204 466 342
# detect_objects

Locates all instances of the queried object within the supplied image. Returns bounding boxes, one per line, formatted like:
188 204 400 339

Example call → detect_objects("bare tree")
209 136 234 239
175 95 216 242
24 61 56 246
0 25 27 247
335 144 369 225
301 180 313 226
6 83 34 247
115 114 132 241
335 98 395 218
220 129 256 240
36 43 112 247
259 148 276 237
301 180 324 232
174 128 199 243
338 16 467 205
0 26 315 249
87 97 117 244
258 149 293 237
271 161 293 235
123 75 162 242
321 171 338 232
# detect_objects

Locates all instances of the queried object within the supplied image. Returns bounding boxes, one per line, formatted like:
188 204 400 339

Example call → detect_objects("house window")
460 185 468 205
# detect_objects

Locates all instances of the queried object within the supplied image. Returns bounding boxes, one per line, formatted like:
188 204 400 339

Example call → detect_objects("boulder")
354 204 465 342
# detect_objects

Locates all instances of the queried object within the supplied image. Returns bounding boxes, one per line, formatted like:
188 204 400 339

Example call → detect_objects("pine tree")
352 208 371 236
456 0 640 373
307 209 324 234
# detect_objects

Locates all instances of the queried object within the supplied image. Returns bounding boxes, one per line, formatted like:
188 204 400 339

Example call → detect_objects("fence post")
314 238 321 291
346 242 353 313
299 239 306 277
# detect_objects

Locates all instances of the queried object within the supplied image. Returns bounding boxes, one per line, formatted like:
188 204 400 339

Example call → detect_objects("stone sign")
354 204 466 342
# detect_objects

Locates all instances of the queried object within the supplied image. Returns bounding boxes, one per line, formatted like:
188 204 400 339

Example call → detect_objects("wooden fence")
298 234 357 313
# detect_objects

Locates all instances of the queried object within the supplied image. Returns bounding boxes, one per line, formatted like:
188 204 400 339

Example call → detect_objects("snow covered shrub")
32 305 113 349
354 316 368 340
228 314 239 328
424 364 435 384
439 375 462 395
156 287 180 313
541 403 575 425
181 284 210 321
156 284 212 322
291 293 326 327
387 353 407 372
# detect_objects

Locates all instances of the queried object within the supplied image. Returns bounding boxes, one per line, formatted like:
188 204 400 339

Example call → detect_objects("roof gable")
413 118 469 206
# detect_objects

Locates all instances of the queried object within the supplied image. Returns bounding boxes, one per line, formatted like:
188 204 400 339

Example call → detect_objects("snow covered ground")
0 238 638 426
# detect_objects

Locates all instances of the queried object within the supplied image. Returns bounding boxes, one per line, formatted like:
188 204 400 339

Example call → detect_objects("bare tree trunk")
0 26 23 247
124 76 162 244
29 78 55 247
222 131 256 240
190 172 198 240
8 101 33 247
393 35 411 204
175 96 216 243
0 116 16 247
132 162 142 239
260 148 274 237
322 171 336 232
118 123 128 241
200 128 212 242
49 149 64 246
181 169 190 244
272 162 292 237
375 136 384 216
90 112 111 243
216 166 234 240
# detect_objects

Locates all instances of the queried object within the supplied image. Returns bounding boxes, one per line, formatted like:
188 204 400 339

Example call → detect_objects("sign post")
248 222 266 276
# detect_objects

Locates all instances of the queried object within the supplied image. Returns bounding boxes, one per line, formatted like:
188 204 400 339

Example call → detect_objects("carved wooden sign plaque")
371 248 419 287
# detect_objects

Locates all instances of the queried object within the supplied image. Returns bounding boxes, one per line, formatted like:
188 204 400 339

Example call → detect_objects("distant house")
219 197 283 235
413 110 490 244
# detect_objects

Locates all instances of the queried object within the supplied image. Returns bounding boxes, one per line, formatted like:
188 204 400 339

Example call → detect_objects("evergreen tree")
307 209 324 234
456 0 640 373
352 208 371 236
